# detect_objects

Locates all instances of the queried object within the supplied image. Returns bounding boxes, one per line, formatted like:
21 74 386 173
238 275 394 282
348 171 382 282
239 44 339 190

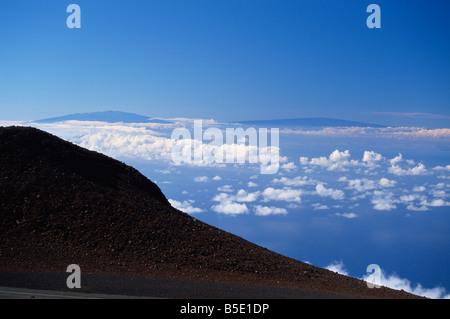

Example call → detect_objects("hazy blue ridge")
234 118 387 128
34 111 172 124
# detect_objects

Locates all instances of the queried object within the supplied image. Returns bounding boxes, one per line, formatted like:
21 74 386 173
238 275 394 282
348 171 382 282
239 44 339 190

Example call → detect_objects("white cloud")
430 189 446 198
217 185 233 192
168 199 204 214
235 189 260 202
272 176 312 187
262 187 302 203
312 203 330 210
406 204 430 211
283 126 450 139
212 175 222 181
361 267 450 299
247 181 258 187
399 194 422 203
379 178 397 188
211 193 249 215
335 212 358 219
413 186 426 192
326 261 450 299
299 156 309 165
281 162 297 172
389 162 428 176
346 178 377 192
301 150 359 172
388 154 428 176
155 169 171 174
211 189 260 215
316 184 345 200
325 261 349 276
431 183 447 189
27 120 288 172
420 198 450 207
254 205 288 216
371 191 397 211
194 176 208 182
390 153 403 166
211 201 248 215
433 165 450 171
362 151 383 168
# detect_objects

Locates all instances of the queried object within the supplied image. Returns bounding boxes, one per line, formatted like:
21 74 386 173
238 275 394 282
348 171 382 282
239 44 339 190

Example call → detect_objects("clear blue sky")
1 0 449 123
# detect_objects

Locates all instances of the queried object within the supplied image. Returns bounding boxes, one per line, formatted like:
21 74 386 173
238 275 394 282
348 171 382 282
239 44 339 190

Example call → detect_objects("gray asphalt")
0 286 151 299
0 271 359 299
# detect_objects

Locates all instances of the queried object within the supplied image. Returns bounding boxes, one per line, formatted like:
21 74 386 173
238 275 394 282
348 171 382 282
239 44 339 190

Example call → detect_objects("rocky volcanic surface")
0 126 420 298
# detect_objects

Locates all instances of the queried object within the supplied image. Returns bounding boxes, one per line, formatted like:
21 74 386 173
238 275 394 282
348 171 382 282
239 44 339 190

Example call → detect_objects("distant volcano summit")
0 126 417 298
34 111 171 124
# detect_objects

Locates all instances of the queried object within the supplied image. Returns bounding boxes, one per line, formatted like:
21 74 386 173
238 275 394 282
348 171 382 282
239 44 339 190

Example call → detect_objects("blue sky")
1 0 450 124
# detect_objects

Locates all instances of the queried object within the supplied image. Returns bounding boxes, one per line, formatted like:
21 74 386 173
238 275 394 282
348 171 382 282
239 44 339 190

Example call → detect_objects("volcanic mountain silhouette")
0 126 418 298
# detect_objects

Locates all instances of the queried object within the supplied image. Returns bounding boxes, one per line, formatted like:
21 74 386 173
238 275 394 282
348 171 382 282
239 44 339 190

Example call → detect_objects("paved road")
0 286 150 299
0 271 359 299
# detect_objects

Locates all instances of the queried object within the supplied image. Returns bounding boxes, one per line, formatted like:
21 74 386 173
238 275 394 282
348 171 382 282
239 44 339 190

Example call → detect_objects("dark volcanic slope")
0 127 418 298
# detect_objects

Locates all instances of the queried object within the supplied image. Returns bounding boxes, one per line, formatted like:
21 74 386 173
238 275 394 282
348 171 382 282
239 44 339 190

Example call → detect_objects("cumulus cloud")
272 176 313 187
247 181 258 187
312 203 330 210
217 185 233 193
327 261 450 299
280 162 297 172
235 189 260 202
303 150 359 172
262 187 302 203
433 165 450 171
301 150 385 173
379 178 397 188
362 151 384 168
420 198 450 207
325 261 349 276
315 184 345 200
211 189 261 215
361 267 450 299
371 191 397 211
406 204 430 212
168 199 204 214
254 205 288 216
211 193 249 215
388 154 428 176
389 163 428 176
335 212 358 219
194 176 209 182
346 178 377 192
211 202 249 215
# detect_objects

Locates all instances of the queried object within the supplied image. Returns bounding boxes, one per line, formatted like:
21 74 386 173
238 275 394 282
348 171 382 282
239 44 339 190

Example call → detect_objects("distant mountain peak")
34 111 171 124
